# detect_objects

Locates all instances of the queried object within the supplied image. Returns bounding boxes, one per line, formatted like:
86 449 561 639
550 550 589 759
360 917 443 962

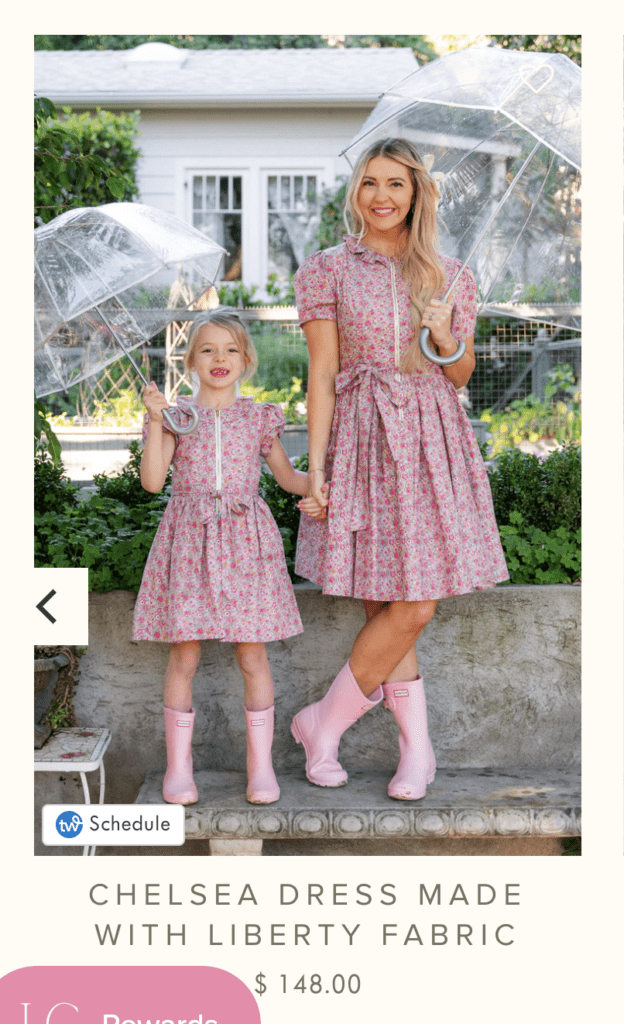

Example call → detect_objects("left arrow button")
36 589 57 624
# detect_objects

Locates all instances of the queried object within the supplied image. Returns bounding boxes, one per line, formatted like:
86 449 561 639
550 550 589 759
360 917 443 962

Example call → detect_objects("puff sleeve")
260 402 286 458
293 249 338 324
449 264 478 344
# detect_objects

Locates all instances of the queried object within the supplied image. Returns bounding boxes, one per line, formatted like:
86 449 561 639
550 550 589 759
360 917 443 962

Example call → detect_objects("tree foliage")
34 97 140 225
34 34 437 60
489 35 581 65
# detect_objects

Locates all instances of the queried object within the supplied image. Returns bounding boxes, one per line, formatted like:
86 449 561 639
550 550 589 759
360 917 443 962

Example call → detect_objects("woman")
290 138 508 800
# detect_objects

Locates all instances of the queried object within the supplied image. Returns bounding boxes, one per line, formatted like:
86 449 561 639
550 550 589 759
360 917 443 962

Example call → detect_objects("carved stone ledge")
137 767 581 840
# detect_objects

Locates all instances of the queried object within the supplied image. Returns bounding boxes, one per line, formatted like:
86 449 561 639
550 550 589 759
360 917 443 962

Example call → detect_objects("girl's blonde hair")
344 137 446 373
184 308 258 382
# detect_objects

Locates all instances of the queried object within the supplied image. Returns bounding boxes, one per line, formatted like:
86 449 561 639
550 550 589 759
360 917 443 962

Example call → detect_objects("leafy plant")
241 378 307 424
315 177 348 251
498 511 581 584
488 443 581 533
35 393 62 466
35 497 165 592
93 440 171 508
259 454 308 578
34 445 80 514
35 99 140 225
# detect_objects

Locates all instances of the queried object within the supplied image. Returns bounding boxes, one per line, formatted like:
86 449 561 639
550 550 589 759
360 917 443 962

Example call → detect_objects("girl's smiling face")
189 324 247 400
357 155 414 238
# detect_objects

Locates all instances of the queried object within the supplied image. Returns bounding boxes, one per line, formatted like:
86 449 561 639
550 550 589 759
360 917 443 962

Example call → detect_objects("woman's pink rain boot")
163 706 198 805
245 706 280 804
382 677 436 801
291 662 383 787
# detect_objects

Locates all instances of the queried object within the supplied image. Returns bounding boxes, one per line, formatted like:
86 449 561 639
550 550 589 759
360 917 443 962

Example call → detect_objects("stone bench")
136 766 580 855
34 583 580 856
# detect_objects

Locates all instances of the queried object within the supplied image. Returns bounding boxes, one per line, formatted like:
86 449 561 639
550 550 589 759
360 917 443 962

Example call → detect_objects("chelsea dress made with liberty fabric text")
132 398 303 643
294 235 509 602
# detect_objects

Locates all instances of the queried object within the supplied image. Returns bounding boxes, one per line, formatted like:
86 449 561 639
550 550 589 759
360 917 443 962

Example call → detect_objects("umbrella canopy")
342 48 581 363
34 203 226 409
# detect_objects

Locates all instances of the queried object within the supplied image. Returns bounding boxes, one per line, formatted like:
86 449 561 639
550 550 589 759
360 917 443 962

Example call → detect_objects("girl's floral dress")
132 398 303 643
294 235 509 602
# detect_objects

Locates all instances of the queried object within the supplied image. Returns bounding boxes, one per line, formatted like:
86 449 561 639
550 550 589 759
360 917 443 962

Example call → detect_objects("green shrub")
35 496 165 592
35 100 140 225
488 443 580 533
34 446 80 514
259 454 308 579
499 512 581 584
93 440 171 508
241 378 306 424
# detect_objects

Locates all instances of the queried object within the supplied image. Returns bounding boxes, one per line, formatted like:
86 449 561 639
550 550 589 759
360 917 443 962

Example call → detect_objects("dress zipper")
215 409 222 516
389 261 403 420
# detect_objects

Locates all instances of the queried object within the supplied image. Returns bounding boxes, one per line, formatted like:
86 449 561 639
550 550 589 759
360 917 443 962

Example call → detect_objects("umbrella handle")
419 327 466 366
162 405 200 436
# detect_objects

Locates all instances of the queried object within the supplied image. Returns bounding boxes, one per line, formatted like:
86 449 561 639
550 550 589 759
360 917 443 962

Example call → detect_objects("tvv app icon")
55 811 83 838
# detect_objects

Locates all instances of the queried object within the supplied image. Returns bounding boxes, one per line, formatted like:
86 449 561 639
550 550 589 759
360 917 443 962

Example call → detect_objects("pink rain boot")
382 677 436 801
245 706 280 805
163 706 198 805
291 662 383 787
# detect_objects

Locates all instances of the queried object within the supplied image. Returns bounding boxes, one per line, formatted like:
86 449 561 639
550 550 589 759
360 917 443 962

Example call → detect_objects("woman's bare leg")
349 600 437 696
362 601 419 681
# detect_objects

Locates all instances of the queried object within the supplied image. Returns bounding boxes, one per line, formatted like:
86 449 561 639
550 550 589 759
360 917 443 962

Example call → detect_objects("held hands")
298 473 330 519
143 381 170 423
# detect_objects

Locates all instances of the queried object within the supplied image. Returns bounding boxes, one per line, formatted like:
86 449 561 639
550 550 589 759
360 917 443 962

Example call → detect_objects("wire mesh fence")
51 309 580 481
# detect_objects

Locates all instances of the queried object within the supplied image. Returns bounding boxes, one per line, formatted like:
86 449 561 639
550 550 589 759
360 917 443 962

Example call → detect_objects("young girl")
132 309 322 806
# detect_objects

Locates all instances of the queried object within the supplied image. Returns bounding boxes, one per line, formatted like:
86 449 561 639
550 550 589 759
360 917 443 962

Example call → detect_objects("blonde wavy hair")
184 308 258 383
344 137 446 372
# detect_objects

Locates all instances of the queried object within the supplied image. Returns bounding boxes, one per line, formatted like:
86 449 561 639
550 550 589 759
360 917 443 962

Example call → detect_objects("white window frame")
176 157 334 293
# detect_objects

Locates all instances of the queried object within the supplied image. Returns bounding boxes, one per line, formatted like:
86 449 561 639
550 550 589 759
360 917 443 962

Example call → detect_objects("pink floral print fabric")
132 398 304 643
294 236 509 601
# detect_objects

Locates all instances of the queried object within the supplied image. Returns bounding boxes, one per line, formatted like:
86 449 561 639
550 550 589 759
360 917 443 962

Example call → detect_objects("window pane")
294 176 304 209
280 176 290 209
205 177 216 210
219 177 229 211
268 176 277 211
233 176 242 210
192 176 203 210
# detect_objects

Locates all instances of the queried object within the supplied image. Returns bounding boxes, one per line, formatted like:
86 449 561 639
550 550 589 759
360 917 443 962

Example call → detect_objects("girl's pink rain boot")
163 706 198 805
291 662 383 787
245 706 280 804
382 677 436 801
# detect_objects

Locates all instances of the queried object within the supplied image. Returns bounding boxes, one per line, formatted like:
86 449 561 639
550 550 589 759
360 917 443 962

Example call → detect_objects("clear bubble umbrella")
341 47 581 365
35 202 227 433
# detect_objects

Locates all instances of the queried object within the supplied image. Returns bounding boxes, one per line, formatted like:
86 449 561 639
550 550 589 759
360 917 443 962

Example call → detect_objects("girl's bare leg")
235 642 275 711
349 600 437 697
164 640 201 711
236 642 280 803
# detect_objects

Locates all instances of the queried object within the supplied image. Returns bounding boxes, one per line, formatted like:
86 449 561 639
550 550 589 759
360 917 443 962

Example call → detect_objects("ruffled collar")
343 234 401 265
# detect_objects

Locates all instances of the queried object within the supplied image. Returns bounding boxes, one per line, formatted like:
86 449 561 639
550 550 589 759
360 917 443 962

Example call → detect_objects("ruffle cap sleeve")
260 402 286 458
293 248 338 324
447 263 478 344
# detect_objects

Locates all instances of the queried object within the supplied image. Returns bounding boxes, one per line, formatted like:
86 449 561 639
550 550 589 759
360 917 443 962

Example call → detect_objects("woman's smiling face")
357 155 414 237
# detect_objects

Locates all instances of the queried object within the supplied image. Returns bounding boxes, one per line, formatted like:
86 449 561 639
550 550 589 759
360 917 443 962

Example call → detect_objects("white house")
35 43 419 290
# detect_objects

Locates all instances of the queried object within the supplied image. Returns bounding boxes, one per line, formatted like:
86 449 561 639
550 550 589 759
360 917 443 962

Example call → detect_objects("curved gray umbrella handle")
162 405 200 436
419 326 466 366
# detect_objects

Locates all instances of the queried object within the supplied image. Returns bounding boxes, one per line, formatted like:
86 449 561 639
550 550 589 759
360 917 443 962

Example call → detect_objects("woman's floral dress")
294 235 509 602
132 398 303 643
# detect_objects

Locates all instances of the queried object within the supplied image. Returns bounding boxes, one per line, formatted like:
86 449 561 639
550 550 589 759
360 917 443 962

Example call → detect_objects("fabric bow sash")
332 364 413 532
